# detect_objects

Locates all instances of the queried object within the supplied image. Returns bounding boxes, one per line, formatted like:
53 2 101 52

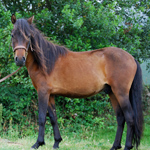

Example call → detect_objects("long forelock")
14 19 32 40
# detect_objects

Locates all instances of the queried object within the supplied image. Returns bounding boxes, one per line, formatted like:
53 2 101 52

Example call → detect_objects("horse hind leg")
112 88 134 150
109 92 125 150
48 96 62 149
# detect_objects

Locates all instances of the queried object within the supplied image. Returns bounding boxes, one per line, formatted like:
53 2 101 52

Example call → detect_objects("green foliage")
142 85 150 114
60 1 122 51
0 104 2 128
0 0 150 137
0 83 38 136
55 93 114 131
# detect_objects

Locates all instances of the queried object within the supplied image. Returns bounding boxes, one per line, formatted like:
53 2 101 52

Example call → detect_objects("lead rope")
0 67 22 83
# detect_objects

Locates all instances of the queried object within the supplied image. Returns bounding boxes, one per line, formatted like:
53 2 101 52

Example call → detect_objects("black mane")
13 18 68 73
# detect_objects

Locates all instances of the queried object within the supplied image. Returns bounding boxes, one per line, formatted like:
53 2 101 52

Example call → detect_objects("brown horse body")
10 15 143 150
27 47 136 98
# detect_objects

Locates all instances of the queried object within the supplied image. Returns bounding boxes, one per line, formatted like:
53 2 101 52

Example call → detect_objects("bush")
0 1 150 137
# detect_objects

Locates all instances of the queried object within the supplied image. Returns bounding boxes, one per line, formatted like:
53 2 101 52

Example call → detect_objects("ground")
0 123 150 150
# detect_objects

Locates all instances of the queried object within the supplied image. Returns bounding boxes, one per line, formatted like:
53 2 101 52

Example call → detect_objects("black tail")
129 60 143 149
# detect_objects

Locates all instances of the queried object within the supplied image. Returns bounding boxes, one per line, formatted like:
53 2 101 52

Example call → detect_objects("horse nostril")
15 57 18 62
23 57 26 62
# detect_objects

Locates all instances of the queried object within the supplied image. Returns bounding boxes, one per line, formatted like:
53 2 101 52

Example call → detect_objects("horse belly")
50 51 107 98
51 73 106 98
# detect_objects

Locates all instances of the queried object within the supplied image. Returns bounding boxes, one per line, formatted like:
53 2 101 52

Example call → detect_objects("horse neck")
25 49 35 70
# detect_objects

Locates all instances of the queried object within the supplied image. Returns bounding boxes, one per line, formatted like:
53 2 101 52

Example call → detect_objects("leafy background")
0 0 150 136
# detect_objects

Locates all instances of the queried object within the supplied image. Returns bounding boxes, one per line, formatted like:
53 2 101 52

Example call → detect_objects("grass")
0 123 150 150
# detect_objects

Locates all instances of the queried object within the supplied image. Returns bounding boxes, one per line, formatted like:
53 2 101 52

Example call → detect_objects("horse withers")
10 14 143 150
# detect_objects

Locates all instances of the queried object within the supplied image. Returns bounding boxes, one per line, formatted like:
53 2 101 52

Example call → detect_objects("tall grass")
0 122 150 150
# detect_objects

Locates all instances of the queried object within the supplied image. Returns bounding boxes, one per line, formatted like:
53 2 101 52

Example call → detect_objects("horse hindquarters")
109 60 143 150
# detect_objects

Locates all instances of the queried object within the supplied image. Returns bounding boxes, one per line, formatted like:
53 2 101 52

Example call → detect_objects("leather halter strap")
13 45 27 52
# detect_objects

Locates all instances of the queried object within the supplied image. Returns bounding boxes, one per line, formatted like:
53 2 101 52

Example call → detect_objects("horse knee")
39 121 45 126
50 115 56 125
117 98 134 126
126 118 134 127
38 116 46 126
123 108 134 126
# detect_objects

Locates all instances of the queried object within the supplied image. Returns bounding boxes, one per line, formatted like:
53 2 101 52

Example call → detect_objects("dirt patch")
0 138 23 146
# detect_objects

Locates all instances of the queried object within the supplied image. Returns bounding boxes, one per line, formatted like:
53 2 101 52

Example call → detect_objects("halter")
12 36 33 52
13 45 28 52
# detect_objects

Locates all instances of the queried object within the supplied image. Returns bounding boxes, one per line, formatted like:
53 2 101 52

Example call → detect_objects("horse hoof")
53 142 59 149
110 145 122 150
53 138 62 149
124 145 134 150
31 141 45 149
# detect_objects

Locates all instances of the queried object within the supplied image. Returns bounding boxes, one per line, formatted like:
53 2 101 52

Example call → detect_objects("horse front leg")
48 96 62 149
31 90 49 149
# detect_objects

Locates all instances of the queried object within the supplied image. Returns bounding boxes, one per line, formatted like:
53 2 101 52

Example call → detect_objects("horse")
10 14 143 150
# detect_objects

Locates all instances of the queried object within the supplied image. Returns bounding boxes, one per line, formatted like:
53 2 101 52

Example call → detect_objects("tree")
0 0 150 132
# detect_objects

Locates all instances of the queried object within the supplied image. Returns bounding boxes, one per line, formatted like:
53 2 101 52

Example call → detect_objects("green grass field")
0 122 150 150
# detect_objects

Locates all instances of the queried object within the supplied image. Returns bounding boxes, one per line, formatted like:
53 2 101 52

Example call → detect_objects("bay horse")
10 14 143 150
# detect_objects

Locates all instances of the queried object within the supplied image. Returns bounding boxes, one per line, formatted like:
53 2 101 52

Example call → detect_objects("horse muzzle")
13 46 27 66
15 56 26 66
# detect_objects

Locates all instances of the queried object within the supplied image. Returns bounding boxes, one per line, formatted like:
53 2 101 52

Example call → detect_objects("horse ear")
27 16 34 24
11 14 16 24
